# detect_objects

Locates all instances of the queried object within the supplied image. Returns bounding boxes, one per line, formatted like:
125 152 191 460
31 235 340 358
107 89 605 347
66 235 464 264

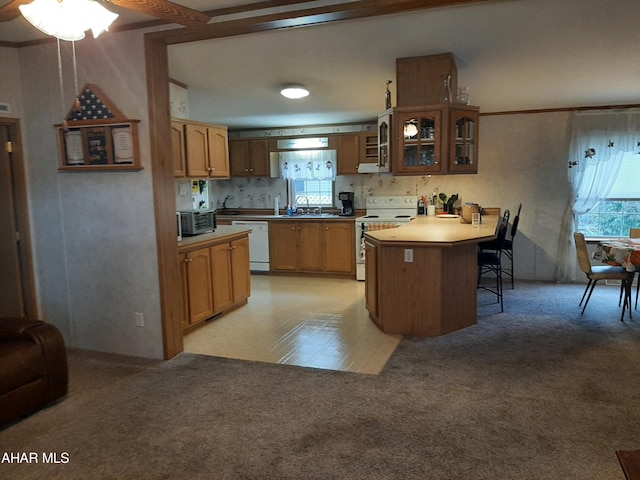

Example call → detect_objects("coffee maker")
339 191 355 216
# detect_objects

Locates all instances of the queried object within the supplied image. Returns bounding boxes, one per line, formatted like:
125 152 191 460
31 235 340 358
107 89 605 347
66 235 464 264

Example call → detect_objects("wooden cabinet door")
230 139 269 176
185 247 214 324
185 123 209 177
393 110 443 175
447 108 479 174
178 253 190 329
211 242 233 314
337 134 360 174
249 139 270 176
298 222 324 271
207 125 230 178
269 221 298 271
325 222 355 274
229 139 250 176
171 121 186 177
231 237 251 302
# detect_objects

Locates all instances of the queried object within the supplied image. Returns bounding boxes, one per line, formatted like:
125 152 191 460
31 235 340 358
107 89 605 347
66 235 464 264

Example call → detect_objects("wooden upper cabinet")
391 104 479 176
337 134 360 175
337 131 378 175
396 53 458 107
173 120 230 178
229 139 270 177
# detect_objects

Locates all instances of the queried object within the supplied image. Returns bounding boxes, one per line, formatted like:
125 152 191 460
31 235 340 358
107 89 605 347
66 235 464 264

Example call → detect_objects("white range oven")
355 195 417 280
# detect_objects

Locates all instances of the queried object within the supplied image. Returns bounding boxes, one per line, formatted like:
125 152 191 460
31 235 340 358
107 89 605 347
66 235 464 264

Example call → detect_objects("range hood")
358 162 383 174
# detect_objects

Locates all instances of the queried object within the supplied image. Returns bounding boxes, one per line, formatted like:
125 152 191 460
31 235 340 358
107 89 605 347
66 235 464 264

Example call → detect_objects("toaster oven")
179 210 216 236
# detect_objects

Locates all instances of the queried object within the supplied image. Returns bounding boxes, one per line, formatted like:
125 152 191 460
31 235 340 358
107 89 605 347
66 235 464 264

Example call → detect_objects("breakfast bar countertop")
363 213 501 338
365 214 499 246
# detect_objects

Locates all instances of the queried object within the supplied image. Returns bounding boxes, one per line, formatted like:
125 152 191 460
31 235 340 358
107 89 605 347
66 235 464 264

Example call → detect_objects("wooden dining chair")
630 228 640 310
574 232 632 321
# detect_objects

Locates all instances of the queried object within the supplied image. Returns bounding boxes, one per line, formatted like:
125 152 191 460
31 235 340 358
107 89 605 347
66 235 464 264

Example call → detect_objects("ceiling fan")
0 0 211 28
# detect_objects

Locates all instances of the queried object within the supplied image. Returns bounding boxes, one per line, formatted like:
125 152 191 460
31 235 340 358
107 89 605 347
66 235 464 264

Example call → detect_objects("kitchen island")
364 214 499 336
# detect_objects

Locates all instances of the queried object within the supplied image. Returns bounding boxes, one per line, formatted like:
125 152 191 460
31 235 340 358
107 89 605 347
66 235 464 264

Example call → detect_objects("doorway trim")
144 0 482 359
0 117 37 318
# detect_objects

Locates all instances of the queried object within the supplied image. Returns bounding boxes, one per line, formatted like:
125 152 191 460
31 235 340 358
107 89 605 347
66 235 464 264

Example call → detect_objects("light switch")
404 249 413 262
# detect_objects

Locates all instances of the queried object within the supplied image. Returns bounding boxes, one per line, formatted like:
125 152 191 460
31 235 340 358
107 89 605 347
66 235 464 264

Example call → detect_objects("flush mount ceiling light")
280 84 309 99
19 0 119 41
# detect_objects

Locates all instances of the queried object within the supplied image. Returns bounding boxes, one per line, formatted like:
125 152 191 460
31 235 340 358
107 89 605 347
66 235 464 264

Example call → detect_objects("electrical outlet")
134 312 144 327
404 249 413 263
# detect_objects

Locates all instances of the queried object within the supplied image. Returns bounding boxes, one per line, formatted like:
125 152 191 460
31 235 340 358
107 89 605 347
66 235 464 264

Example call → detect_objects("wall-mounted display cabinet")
56 121 142 171
392 104 479 175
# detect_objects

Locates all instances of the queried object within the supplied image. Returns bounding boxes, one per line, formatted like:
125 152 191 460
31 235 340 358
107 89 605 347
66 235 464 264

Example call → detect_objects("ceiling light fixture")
19 0 119 42
280 84 309 99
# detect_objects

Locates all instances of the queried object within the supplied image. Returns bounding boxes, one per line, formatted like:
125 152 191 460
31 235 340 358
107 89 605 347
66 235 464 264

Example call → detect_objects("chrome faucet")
295 195 309 214
222 194 233 213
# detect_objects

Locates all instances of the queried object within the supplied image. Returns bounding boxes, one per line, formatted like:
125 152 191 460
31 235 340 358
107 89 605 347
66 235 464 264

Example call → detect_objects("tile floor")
183 275 402 375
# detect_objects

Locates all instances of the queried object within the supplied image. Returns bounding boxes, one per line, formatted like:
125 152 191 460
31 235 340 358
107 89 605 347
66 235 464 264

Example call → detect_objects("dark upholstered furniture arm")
0 318 68 401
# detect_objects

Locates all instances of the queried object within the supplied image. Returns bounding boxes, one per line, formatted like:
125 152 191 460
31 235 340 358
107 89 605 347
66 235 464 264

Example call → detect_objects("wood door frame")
0 117 38 318
144 0 489 359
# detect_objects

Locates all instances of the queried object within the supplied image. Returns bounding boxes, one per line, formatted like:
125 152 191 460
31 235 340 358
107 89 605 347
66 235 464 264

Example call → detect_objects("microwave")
179 210 216 236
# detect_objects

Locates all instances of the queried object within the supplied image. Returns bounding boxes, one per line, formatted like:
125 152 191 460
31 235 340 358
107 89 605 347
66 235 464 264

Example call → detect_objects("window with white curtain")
576 152 640 236
568 110 640 237
278 149 336 208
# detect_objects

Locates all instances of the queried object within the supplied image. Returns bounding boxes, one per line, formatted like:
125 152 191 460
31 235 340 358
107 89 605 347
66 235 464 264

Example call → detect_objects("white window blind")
608 152 640 199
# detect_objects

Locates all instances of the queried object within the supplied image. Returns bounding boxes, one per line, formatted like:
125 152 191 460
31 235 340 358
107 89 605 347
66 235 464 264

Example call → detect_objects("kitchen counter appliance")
355 195 417 280
339 191 355 216
231 220 270 271
179 210 216 236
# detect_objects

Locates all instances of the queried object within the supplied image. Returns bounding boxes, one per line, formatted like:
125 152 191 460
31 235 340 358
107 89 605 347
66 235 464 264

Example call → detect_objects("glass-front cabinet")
391 104 479 175
395 110 443 175
448 108 479 174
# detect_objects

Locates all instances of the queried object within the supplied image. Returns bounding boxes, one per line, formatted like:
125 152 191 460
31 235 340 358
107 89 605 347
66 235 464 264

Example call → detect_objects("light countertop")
364 214 499 246
178 225 252 251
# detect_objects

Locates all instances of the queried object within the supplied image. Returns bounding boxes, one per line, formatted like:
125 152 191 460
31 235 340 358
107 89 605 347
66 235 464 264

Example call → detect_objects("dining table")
594 237 640 315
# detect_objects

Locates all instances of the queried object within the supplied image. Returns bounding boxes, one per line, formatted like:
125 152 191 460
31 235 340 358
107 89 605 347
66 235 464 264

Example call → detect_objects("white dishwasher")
231 221 270 272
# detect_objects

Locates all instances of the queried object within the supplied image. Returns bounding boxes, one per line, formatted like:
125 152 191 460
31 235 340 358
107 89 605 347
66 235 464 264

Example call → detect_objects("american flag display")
67 87 115 121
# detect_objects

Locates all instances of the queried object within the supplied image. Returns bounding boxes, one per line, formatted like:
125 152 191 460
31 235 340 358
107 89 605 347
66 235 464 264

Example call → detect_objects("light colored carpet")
1 281 639 479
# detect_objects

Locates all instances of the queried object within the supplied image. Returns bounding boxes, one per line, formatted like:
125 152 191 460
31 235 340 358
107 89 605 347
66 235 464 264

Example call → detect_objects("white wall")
0 47 24 117
10 31 164 359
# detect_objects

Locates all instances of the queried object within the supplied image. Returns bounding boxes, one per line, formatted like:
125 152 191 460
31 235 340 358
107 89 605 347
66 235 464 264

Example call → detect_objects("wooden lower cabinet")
211 237 251 313
270 220 355 276
182 247 215 327
179 234 251 331
325 222 354 273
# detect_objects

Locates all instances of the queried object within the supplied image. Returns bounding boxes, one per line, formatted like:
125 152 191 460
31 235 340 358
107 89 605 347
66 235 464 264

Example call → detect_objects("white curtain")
279 150 336 180
558 109 640 281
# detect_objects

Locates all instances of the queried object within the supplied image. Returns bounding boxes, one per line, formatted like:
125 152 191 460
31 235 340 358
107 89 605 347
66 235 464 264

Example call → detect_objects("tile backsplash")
176 173 492 213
